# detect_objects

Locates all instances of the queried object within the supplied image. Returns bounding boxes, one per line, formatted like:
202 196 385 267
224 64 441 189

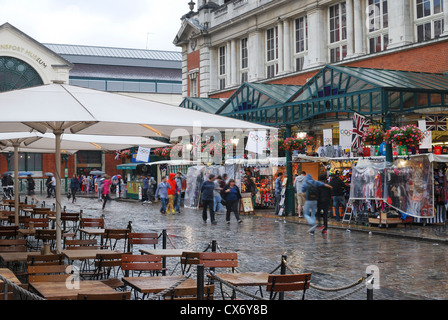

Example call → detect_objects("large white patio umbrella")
0 83 270 252
0 131 170 229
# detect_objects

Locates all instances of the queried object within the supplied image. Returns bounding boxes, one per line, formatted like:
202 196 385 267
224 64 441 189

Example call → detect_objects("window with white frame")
189 72 198 97
266 26 278 78
415 0 444 42
218 45 226 90
240 38 248 83
328 2 347 63
367 0 389 53
295 16 308 71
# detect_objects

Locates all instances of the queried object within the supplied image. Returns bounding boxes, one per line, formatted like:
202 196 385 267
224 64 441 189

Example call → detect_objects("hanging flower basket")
362 127 385 146
384 125 425 148
170 144 183 158
282 137 305 152
304 135 315 150
160 146 172 158
120 149 132 159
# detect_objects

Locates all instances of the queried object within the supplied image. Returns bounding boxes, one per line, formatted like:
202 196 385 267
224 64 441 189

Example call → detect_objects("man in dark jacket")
329 172 346 222
201 174 217 225
317 174 332 234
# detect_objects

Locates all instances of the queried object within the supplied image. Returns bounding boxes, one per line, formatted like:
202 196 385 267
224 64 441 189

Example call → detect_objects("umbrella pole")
13 143 19 226
54 130 63 253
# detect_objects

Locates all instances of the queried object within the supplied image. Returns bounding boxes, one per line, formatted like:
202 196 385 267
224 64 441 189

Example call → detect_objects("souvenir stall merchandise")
413 153 448 224
348 155 435 227
226 158 287 209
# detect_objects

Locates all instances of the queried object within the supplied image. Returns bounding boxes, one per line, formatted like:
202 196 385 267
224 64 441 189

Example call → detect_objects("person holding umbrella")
69 174 80 203
25 174 39 205
102 174 113 211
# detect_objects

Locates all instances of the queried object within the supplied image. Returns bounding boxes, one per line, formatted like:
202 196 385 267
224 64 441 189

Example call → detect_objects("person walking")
223 179 242 224
174 172 185 214
166 173 178 214
25 174 39 205
301 174 331 234
155 176 170 214
45 175 52 198
317 174 332 234
294 171 307 217
213 176 224 214
201 174 217 225
101 175 112 211
5 174 13 199
274 172 283 215
329 172 347 222
147 174 156 202
141 175 149 203
50 175 56 198
69 174 80 203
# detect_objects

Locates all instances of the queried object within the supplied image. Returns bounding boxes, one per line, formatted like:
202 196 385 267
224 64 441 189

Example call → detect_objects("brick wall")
187 50 200 97
209 40 448 98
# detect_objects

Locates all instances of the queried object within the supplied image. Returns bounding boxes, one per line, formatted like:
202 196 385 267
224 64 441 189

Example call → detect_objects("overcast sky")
2 0 188 51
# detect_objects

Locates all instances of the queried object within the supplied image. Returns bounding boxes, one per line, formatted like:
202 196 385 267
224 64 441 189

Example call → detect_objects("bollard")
162 229 167 276
367 273 374 300
4 282 8 301
211 240 217 252
197 264 204 300
279 255 287 300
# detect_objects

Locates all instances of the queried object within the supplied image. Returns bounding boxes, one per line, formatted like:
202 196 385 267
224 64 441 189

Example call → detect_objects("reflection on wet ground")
65 196 448 300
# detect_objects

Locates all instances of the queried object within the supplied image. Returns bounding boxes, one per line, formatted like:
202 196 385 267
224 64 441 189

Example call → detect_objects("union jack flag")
426 116 447 131
262 192 273 206
351 113 369 150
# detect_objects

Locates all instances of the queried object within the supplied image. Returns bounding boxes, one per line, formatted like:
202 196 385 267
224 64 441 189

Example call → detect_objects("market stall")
347 155 435 227
225 157 287 209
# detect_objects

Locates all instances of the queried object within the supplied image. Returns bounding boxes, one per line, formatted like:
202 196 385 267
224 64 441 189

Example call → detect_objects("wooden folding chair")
0 225 18 239
27 265 72 283
266 273 312 300
0 239 27 252
93 252 125 290
164 286 214 300
127 232 158 252
121 253 162 277
27 254 65 266
65 239 102 250
77 291 131 300
104 228 129 251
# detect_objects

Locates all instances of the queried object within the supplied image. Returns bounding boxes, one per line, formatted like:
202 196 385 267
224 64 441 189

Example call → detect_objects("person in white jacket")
294 171 307 217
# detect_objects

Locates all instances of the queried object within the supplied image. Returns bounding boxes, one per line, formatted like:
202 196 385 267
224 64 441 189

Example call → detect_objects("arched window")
0 56 43 92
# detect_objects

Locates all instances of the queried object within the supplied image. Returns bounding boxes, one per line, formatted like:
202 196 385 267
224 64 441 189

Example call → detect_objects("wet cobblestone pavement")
62 195 448 300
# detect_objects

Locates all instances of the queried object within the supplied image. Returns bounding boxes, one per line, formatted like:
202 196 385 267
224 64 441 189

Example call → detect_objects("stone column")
283 19 292 73
248 31 264 82
277 21 284 74
226 41 231 88
307 7 327 67
387 0 413 48
346 0 354 57
230 39 238 86
442 0 448 37
353 0 365 56
209 47 217 92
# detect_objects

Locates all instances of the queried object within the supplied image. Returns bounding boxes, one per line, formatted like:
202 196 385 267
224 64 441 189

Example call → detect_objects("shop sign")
0 43 48 68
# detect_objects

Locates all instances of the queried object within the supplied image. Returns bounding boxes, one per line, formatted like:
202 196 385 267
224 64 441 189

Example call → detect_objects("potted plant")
282 137 305 153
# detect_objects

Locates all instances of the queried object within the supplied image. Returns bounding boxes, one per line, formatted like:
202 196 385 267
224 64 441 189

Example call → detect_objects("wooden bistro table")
29 280 117 300
139 249 195 276
208 272 271 300
0 267 23 299
62 249 121 275
0 251 47 268
122 275 213 300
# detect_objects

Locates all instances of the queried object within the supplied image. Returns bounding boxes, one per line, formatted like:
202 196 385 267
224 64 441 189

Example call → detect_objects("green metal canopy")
179 97 225 113
216 82 302 118
218 65 448 127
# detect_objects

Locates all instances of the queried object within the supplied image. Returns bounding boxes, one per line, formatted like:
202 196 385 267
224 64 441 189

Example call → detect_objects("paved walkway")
62 194 448 300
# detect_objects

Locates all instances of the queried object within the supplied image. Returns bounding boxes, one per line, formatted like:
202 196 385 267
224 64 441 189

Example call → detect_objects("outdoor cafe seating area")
0 199 313 301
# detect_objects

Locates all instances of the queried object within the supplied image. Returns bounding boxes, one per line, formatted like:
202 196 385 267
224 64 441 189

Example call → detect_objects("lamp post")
285 125 295 216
